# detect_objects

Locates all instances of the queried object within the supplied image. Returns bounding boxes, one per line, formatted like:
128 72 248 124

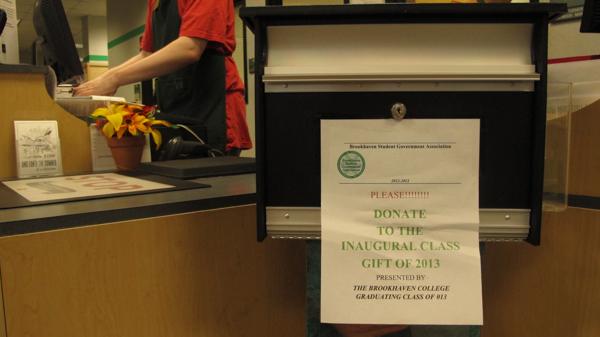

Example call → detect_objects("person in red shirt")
75 0 252 155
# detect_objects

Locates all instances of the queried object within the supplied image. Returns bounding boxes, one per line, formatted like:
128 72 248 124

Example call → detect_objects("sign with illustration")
320 119 482 325
14 121 63 178
2 173 174 202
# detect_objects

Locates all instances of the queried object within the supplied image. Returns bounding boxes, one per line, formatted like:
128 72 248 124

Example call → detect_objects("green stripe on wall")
108 25 145 49
83 55 109 62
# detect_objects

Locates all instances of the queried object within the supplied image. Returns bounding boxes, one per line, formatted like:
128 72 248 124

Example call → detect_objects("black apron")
152 0 226 151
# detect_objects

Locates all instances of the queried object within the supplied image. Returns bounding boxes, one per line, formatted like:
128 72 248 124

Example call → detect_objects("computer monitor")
33 0 83 84
580 0 600 33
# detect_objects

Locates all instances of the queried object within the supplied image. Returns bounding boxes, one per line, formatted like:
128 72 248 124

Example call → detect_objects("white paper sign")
3 173 173 202
321 119 482 325
14 121 63 178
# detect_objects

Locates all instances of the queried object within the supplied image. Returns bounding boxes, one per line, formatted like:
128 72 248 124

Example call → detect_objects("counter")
0 173 256 237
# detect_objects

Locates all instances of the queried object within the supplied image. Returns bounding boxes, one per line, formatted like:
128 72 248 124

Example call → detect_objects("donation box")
240 3 567 244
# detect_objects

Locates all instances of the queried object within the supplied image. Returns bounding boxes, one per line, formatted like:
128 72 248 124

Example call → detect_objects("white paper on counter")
3 173 173 202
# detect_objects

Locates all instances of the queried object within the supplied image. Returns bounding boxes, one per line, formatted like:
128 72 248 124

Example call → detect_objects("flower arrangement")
90 103 171 149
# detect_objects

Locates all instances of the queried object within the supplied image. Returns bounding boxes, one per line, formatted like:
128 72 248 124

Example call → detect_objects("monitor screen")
33 0 83 84
581 0 600 33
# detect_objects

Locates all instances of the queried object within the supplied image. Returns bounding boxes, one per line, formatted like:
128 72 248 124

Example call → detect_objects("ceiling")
16 0 107 61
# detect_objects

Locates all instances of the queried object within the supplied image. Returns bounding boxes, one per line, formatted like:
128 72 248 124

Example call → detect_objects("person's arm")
82 50 150 87
73 36 207 96
106 50 152 75
72 51 147 97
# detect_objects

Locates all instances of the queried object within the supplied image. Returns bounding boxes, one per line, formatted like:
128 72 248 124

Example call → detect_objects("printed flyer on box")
320 119 482 325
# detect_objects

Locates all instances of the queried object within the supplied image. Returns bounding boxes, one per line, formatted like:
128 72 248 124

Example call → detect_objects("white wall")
106 0 147 102
549 20 600 59
246 0 266 6
82 15 108 62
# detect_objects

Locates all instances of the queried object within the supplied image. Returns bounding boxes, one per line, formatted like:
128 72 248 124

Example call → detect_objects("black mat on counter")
139 157 255 179
0 172 209 209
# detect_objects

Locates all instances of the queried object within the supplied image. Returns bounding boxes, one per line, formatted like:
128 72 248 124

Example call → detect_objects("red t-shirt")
141 0 252 150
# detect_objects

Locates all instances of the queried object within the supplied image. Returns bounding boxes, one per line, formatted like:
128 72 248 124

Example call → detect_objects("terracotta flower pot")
106 136 146 171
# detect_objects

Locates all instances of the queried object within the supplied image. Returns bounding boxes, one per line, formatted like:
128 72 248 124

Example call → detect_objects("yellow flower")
92 104 131 138
148 119 171 149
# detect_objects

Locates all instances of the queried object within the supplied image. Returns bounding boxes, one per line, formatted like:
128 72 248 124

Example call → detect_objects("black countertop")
0 63 48 74
0 174 256 237
240 3 567 31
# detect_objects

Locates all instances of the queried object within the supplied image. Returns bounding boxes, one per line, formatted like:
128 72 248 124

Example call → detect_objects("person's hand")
334 324 407 337
73 72 120 96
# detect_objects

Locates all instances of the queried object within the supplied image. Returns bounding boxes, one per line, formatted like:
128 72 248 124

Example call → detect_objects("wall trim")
83 55 109 63
108 25 146 50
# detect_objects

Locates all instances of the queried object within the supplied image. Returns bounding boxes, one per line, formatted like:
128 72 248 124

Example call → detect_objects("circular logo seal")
337 151 365 179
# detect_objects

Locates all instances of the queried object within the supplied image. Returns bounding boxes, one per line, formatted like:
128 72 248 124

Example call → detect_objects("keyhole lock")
391 103 407 121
